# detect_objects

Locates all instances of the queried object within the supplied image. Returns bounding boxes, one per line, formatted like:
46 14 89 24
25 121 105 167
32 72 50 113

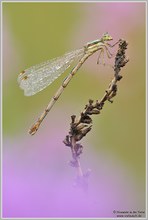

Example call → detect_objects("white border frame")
0 1 147 219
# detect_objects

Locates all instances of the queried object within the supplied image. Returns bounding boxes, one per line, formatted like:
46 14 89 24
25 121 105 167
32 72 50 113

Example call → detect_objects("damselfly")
18 32 118 135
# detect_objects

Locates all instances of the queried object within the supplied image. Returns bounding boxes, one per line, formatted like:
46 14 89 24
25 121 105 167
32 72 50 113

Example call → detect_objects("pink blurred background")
2 2 146 218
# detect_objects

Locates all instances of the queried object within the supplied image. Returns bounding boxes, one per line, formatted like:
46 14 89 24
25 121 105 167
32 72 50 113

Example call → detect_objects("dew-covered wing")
18 48 84 96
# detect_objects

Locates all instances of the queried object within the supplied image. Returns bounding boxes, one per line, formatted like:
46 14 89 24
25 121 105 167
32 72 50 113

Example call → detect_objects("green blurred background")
2 2 146 218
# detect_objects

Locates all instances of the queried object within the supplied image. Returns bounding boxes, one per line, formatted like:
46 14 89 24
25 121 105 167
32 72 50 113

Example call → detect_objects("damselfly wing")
18 48 84 96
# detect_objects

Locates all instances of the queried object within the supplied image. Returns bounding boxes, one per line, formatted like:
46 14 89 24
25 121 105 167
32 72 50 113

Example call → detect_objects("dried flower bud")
108 98 113 103
116 75 122 81
81 126 92 136
83 118 92 124
90 109 100 114
63 135 71 147
76 123 88 131
75 133 84 141
85 104 88 109
89 99 94 105
80 114 92 124
96 101 104 110
71 115 76 124
74 125 92 140
112 84 117 91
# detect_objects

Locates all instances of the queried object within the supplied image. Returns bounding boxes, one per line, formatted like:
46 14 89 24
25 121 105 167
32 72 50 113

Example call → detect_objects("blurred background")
2 2 146 218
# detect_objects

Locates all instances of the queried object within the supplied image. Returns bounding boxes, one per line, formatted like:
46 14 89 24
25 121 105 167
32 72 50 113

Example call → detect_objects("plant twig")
63 39 129 189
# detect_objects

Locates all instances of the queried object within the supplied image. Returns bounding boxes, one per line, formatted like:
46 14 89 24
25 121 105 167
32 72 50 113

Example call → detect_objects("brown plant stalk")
63 39 129 188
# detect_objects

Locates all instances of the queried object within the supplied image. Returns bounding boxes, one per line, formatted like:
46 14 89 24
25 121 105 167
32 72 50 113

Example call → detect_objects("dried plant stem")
63 39 129 189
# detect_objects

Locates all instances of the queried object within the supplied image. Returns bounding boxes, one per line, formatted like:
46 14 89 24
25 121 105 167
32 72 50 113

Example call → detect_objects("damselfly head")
101 32 113 42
